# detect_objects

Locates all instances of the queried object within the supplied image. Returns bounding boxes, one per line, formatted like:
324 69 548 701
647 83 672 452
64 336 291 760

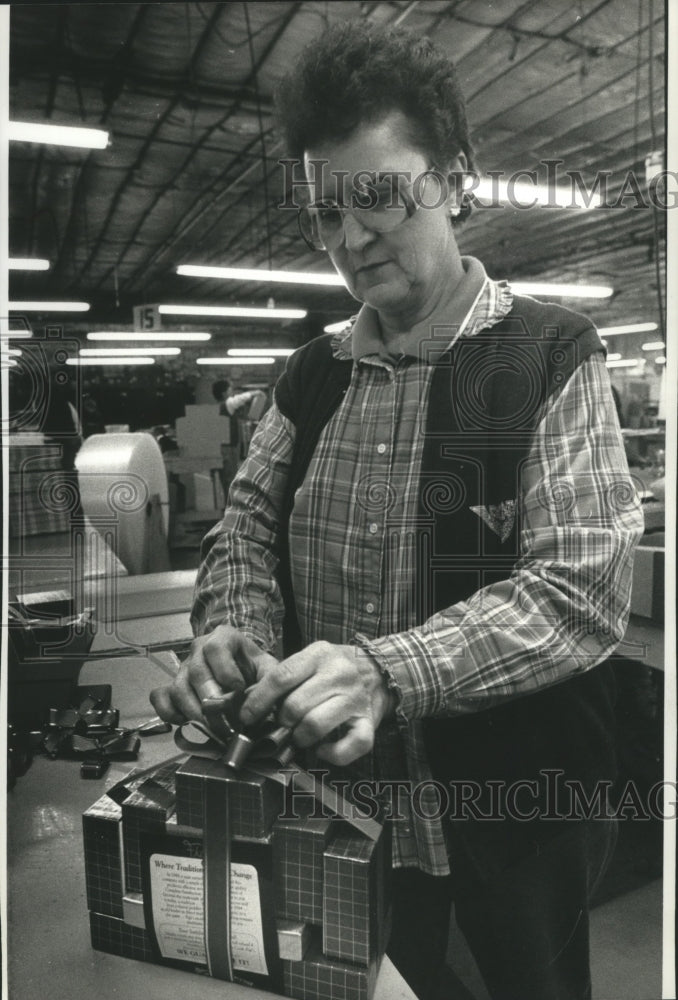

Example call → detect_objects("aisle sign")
133 304 161 330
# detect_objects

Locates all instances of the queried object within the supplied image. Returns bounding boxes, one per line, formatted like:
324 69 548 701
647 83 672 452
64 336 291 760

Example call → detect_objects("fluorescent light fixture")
641 342 666 352
597 322 658 336
8 258 50 271
79 347 180 357
9 300 90 312
510 282 613 299
177 264 345 287
655 356 666 365
469 176 604 210
196 357 275 365
324 319 353 334
606 358 643 369
1 318 33 338
606 353 622 362
1 329 33 339
66 357 155 366
159 304 307 320
227 348 294 357
9 121 109 149
87 331 211 342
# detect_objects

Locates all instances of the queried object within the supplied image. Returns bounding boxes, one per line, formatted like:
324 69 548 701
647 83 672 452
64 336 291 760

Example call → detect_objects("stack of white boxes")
172 404 230 513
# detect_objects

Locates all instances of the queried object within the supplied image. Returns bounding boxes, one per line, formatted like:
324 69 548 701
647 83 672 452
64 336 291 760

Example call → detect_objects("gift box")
84 750 392 1000
323 824 392 967
175 754 285 839
85 756 283 992
273 796 334 925
277 920 312 962
283 939 382 1000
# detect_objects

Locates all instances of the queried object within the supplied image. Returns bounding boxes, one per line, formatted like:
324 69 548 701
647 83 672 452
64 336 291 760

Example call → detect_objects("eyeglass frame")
297 168 443 252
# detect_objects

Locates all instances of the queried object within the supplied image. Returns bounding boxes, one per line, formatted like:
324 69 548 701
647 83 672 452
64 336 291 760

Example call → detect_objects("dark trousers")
387 819 617 1000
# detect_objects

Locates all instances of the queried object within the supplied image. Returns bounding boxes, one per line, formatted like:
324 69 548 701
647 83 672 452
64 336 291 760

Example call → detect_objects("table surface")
7 613 416 1000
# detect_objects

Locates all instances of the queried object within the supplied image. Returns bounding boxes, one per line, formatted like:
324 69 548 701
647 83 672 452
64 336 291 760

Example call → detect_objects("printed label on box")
149 853 268 975
229 865 269 976
150 854 206 963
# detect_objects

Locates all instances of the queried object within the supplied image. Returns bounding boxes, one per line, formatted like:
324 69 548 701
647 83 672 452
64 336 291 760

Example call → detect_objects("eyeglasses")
297 171 432 252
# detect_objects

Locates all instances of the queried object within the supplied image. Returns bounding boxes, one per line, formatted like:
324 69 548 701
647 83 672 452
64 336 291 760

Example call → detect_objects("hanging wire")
646 0 665 342
243 1 273 270
632 0 643 170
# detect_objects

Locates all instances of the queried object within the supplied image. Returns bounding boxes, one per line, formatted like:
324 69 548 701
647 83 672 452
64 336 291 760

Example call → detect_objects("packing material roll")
75 433 169 575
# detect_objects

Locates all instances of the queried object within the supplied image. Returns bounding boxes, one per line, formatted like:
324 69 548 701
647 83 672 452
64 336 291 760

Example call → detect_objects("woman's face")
305 111 465 322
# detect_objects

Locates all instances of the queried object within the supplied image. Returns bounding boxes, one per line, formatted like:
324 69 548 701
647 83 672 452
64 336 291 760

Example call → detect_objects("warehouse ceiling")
8 0 667 344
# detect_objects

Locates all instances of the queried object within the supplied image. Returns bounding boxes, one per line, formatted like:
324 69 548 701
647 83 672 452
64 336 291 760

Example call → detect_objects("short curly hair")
275 20 476 224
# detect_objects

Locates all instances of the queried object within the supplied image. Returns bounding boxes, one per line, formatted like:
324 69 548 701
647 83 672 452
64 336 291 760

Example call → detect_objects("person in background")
153 22 644 1000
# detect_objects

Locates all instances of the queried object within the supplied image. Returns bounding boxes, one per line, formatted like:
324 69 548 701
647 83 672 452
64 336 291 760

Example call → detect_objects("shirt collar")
331 256 513 364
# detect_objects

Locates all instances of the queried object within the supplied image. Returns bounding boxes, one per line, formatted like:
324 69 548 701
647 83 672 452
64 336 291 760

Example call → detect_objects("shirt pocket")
469 499 516 543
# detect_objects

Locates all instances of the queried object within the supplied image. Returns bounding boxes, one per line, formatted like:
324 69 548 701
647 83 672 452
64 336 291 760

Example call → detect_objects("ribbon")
175 692 382 984
174 691 382 842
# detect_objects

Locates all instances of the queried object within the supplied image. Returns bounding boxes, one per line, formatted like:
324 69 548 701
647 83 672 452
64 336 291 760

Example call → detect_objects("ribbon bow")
175 690 295 778
175 690 382 841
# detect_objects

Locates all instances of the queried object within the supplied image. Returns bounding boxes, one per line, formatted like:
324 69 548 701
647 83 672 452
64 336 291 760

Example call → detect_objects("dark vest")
274 295 617 879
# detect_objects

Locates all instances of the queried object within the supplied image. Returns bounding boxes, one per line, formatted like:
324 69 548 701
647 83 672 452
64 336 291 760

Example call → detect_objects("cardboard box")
86 757 283 992
83 760 183 918
273 797 333 925
85 756 392 1000
323 825 392 967
175 755 285 840
283 939 382 1000
277 920 312 962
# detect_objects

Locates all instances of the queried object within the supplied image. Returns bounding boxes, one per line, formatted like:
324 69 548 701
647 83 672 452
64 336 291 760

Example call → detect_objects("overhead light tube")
598 323 658 336
227 348 294 357
177 264 346 287
9 121 109 149
8 258 50 271
66 357 155 366
87 331 212 341
510 282 613 299
79 347 181 357
196 357 275 365
159 305 307 319
9 300 90 312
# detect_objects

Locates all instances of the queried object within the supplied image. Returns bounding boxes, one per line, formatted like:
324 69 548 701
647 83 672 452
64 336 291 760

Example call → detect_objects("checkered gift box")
83 755 392 1000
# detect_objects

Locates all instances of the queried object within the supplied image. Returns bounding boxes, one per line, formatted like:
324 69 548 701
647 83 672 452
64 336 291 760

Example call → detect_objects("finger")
276 672 354 729
150 680 203 724
316 716 375 766
240 647 321 725
202 630 277 690
290 695 356 749
199 633 250 693
149 686 184 725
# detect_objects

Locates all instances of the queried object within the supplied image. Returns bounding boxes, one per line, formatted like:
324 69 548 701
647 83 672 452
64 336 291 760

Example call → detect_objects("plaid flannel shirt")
192 256 644 875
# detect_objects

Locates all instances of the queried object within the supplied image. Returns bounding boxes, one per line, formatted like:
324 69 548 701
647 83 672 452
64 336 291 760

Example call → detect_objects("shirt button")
377 443 387 454
369 522 379 534
365 602 375 614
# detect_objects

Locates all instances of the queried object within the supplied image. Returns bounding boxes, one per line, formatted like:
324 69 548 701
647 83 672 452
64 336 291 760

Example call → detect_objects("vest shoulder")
503 294 598 339
275 334 350 422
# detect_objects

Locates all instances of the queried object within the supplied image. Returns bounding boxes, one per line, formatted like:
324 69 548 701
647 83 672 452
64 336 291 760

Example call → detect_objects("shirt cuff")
353 630 444 722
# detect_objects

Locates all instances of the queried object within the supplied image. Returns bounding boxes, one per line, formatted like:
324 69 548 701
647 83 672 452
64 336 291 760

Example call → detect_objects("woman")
153 22 643 1000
